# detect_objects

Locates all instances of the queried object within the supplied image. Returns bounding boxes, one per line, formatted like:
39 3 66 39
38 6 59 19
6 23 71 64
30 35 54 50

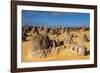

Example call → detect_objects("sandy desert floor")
22 29 90 62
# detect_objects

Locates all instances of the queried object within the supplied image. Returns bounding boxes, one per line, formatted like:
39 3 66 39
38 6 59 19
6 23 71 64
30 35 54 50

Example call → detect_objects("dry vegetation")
22 25 90 62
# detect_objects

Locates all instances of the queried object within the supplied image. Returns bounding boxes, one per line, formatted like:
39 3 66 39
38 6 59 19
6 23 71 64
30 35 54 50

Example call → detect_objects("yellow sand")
22 30 90 62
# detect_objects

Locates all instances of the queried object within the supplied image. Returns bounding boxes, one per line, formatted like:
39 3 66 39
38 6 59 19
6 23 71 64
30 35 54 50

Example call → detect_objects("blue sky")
22 10 90 27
